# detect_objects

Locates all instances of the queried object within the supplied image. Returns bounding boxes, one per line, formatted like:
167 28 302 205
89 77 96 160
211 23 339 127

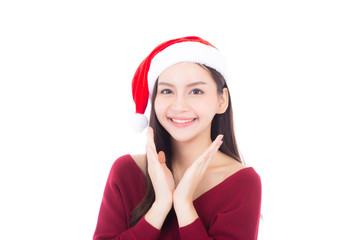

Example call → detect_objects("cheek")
194 95 219 112
154 97 167 118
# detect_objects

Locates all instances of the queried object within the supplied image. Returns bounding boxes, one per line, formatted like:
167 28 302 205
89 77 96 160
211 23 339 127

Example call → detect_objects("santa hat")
131 36 228 132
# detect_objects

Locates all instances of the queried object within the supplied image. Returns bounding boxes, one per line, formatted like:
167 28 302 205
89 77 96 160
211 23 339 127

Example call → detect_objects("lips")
171 118 195 123
168 117 198 127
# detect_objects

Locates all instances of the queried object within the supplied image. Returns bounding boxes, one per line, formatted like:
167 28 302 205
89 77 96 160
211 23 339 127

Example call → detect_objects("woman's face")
154 62 228 143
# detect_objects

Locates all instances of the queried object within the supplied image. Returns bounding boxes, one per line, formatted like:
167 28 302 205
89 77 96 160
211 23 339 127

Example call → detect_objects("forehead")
158 62 214 86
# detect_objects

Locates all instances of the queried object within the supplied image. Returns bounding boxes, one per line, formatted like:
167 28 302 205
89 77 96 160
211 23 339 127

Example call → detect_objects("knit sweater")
93 154 261 239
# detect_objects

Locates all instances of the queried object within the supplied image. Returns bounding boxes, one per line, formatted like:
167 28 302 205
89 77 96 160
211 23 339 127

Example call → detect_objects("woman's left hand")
173 135 223 215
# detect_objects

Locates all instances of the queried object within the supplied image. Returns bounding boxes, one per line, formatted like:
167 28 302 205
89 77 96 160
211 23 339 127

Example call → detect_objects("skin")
136 62 246 229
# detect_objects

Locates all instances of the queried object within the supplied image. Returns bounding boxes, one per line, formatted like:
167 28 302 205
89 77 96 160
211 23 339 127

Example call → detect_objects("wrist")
153 200 172 214
173 200 193 213
173 202 198 227
145 201 171 230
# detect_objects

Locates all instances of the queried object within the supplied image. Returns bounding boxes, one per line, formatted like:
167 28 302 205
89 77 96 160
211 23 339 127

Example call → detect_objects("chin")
159 117 211 143
166 127 210 144
169 133 197 143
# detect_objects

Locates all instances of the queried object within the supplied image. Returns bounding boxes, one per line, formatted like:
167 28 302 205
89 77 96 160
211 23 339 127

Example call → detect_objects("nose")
171 94 189 112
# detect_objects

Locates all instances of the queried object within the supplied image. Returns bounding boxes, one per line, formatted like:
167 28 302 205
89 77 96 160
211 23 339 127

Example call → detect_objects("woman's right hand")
146 127 175 213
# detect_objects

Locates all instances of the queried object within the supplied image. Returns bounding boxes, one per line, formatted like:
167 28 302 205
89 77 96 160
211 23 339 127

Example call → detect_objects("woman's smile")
168 117 198 128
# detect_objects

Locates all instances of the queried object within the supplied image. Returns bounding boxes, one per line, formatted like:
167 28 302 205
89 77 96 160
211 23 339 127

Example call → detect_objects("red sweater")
93 154 261 240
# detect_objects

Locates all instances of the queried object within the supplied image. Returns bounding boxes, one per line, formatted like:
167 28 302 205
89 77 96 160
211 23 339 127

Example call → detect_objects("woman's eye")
160 89 173 94
190 89 203 95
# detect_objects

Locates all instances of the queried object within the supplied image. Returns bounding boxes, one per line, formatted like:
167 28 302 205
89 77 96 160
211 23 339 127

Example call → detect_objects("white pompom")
131 113 149 132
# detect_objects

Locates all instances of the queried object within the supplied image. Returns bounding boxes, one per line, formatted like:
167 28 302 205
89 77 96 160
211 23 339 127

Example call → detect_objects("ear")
216 88 229 114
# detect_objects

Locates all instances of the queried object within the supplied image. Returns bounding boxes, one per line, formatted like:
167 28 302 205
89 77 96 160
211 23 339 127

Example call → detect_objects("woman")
93 36 262 239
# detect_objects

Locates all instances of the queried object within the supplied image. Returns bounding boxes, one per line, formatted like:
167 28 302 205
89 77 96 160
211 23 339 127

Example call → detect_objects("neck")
171 133 213 182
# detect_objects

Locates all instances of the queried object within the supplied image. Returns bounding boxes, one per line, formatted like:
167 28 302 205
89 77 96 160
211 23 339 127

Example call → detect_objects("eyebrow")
158 81 207 88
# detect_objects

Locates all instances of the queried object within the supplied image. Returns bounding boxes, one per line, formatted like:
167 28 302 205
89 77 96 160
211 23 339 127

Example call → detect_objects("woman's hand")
146 127 175 212
173 135 223 226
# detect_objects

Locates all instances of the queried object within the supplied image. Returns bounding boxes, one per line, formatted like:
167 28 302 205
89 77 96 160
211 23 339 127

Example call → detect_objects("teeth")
171 118 195 123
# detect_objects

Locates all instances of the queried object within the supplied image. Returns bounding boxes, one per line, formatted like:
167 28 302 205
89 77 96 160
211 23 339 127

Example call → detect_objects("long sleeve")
178 168 262 240
93 155 160 240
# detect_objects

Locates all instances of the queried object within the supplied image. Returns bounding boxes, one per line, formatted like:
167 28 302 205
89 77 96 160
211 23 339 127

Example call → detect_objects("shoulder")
215 153 261 193
108 154 145 182
130 154 147 176
235 167 261 189
230 166 262 203
110 154 135 172
210 152 247 181
220 153 261 187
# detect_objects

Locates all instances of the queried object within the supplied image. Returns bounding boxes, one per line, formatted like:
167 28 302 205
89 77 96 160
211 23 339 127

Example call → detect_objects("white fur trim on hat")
147 41 227 96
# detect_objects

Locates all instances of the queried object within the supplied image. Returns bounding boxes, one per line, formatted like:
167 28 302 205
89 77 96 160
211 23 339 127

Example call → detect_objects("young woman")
93 36 262 239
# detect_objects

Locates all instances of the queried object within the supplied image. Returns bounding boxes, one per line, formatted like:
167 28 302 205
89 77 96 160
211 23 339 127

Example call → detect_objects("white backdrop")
1 0 359 239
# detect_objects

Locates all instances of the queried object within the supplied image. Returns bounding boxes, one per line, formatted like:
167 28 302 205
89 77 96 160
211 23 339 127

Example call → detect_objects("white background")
1 0 359 239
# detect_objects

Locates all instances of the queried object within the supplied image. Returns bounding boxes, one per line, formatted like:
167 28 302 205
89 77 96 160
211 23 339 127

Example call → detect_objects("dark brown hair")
129 64 243 227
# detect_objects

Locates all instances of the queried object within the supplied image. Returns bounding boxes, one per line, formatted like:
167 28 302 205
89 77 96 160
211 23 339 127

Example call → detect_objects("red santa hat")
131 36 228 132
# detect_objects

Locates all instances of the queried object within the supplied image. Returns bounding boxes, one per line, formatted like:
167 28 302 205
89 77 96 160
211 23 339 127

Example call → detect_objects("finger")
209 134 223 149
146 143 156 156
158 151 166 164
202 140 223 168
146 144 157 163
202 135 224 159
199 137 223 169
146 127 154 145
146 127 157 152
193 137 223 169
181 135 224 179
147 128 161 166
213 134 224 148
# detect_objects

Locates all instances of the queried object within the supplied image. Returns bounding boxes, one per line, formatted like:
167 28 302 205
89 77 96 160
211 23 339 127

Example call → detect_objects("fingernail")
219 134 224 140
